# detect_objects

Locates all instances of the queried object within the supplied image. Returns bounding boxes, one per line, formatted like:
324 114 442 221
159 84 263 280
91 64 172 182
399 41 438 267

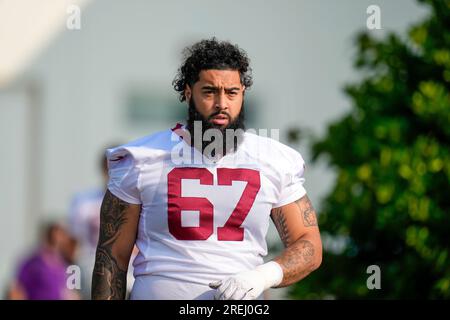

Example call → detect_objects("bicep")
98 189 141 269
270 194 319 247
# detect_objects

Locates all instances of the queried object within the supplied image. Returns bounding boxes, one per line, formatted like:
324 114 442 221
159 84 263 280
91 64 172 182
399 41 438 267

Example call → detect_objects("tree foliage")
291 0 450 299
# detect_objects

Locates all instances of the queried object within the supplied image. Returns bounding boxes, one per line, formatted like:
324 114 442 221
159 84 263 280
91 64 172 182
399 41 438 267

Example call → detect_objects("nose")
214 91 227 111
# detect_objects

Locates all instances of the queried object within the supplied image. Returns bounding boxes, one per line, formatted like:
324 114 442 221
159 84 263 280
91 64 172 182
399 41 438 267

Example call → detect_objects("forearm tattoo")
274 238 315 286
91 190 129 300
271 195 318 286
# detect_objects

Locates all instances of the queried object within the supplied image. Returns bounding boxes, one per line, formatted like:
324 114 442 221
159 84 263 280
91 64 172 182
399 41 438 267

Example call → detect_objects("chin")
209 121 228 129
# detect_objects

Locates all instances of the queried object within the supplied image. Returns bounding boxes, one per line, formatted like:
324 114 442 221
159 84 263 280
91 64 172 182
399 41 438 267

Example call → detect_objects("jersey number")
167 168 260 241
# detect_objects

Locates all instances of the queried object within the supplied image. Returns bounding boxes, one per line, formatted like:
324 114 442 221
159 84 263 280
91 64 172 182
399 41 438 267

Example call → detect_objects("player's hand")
209 270 263 300
208 261 283 300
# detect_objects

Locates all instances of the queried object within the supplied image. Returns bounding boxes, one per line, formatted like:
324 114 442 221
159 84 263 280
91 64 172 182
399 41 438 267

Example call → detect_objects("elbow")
312 252 322 271
297 232 323 272
316 246 323 271
311 239 323 272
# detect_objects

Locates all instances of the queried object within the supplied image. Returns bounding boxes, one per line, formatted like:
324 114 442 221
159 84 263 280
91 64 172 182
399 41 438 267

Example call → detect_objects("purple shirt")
17 249 68 300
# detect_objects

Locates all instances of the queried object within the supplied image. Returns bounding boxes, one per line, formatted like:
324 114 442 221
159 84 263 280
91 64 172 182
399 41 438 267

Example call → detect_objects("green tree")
291 0 450 299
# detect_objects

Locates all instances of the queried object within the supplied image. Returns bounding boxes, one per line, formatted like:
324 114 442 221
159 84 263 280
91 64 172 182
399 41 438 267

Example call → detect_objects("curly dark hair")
172 37 253 102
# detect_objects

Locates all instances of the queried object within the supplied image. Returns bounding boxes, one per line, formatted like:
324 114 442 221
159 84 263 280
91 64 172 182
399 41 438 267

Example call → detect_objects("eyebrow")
201 85 241 91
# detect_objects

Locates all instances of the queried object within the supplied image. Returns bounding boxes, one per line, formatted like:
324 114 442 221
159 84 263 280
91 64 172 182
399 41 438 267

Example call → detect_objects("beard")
186 96 246 157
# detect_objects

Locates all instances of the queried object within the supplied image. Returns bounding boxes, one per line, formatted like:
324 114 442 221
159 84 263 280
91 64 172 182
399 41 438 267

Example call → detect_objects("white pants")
130 275 265 300
130 275 216 300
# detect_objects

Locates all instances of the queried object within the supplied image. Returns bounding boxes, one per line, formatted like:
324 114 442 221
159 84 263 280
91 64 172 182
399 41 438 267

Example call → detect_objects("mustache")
208 110 231 121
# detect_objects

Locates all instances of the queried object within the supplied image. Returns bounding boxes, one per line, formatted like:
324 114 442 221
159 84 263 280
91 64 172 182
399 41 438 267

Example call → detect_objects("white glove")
209 261 283 300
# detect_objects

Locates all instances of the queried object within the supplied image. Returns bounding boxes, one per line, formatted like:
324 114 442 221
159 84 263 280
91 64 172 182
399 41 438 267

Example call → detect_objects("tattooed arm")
209 194 322 299
271 195 322 287
91 190 141 300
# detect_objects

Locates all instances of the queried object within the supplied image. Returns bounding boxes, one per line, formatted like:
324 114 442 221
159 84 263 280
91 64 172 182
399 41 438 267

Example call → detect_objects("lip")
210 114 229 125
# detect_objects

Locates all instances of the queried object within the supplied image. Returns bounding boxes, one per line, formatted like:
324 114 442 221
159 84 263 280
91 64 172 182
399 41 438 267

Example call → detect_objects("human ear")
185 85 192 102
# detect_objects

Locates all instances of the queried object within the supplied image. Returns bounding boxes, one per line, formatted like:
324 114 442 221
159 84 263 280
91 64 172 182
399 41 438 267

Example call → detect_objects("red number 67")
167 167 260 241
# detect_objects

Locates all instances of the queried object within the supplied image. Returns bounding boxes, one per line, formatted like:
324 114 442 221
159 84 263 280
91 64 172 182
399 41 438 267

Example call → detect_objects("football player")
91 38 322 300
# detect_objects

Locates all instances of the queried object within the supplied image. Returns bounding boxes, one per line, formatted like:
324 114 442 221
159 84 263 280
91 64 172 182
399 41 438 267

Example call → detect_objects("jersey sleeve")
106 147 142 204
273 148 307 208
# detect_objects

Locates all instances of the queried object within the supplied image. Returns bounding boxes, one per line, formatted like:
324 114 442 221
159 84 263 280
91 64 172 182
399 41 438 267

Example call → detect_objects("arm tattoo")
296 196 317 227
271 207 292 247
271 195 320 286
92 190 129 300
274 239 315 286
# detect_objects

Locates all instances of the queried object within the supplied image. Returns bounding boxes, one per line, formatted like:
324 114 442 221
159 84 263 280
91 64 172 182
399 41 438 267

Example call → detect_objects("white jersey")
106 124 307 299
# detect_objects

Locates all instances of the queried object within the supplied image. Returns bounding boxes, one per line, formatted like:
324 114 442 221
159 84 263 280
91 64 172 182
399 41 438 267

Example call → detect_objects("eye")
228 91 238 96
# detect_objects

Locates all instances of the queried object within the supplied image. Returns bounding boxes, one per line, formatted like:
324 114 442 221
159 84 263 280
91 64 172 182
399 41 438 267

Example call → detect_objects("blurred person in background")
9 222 80 300
69 148 136 299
